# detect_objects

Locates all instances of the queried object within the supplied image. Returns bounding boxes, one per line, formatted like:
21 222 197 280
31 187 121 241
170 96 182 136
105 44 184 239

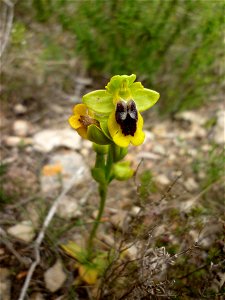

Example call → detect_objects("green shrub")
12 0 224 115
54 0 223 114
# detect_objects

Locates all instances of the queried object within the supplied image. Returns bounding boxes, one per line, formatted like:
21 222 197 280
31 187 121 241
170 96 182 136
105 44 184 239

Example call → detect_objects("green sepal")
111 144 128 162
100 119 112 140
87 124 111 145
91 167 106 184
82 90 114 114
113 161 134 181
93 143 109 155
131 88 160 112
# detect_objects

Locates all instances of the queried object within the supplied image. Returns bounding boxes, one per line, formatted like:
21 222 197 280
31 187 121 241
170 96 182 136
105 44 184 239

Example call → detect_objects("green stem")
87 183 107 256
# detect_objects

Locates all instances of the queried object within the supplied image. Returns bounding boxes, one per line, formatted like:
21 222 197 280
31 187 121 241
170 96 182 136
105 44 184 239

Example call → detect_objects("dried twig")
18 167 85 300
0 0 14 58
0 227 30 266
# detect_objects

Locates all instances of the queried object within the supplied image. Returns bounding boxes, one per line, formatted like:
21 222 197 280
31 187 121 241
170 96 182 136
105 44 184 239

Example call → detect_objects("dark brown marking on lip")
115 100 138 136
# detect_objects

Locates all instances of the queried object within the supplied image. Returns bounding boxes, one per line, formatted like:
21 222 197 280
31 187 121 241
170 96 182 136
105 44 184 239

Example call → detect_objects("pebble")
44 260 66 292
14 103 27 115
33 129 82 152
213 111 225 144
110 210 129 229
184 177 199 192
29 293 45 300
13 120 30 137
7 220 35 243
0 268 11 300
40 151 88 193
3 136 33 147
155 174 170 186
175 110 207 125
56 196 82 219
130 206 142 216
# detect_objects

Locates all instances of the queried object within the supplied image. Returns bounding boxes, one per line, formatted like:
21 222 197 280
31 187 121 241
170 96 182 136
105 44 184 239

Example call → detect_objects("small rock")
126 244 139 259
137 152 161 160
179 124 206 139
44 260 66 292
33 129 81 152
0 268 11 300
4 136 33 147
13 120 30 137
30 293 45 300
7 221 35 243
25 203 40 228
40 151 88 193
153 224 166 237
175 111 206 125
110 210 129 229
152 144 166 155
14 104 27 115
155 174 170 186
184 177 199 192
56 196 82 219
213 111 225 144
130 206 141 216
152 122 171 138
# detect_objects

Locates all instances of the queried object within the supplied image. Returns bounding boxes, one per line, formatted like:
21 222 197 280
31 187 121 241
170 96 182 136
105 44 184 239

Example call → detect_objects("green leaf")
61 241 88 264
91 167 106 184
132 88 160 112
82 90 113 114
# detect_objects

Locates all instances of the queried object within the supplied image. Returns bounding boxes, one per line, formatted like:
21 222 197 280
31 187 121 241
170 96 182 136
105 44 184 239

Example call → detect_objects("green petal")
82 90 114 114
106 74 136 94
132 88 160 112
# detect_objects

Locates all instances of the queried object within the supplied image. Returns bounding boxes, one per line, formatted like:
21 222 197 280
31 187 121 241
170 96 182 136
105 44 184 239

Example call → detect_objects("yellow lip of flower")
108 100 145 148
68 103 99 139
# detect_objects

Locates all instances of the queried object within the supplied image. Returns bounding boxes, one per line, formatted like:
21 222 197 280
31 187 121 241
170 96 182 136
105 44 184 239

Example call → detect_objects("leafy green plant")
52 0 223 114
63 74 160 284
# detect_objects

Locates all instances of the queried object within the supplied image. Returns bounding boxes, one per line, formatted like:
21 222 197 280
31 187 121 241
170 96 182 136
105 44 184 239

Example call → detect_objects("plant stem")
87 183 107 257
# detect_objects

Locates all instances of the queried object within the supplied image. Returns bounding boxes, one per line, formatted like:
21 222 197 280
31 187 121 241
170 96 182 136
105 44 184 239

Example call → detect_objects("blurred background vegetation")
1 0 224 115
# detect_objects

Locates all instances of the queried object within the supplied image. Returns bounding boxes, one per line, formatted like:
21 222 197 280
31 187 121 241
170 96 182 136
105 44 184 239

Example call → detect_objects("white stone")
44 260 66 292
175 111 206 125
110 210 128 229
155 174 170 186
130 206 141 216
184 177 198 192
13 120 30 137
213 111 225 144
41 151 88 193
152 144 166 155
4 136 33 147
33 129 81 152
56 196 82 219
7 221 35 243
14 104 27 114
